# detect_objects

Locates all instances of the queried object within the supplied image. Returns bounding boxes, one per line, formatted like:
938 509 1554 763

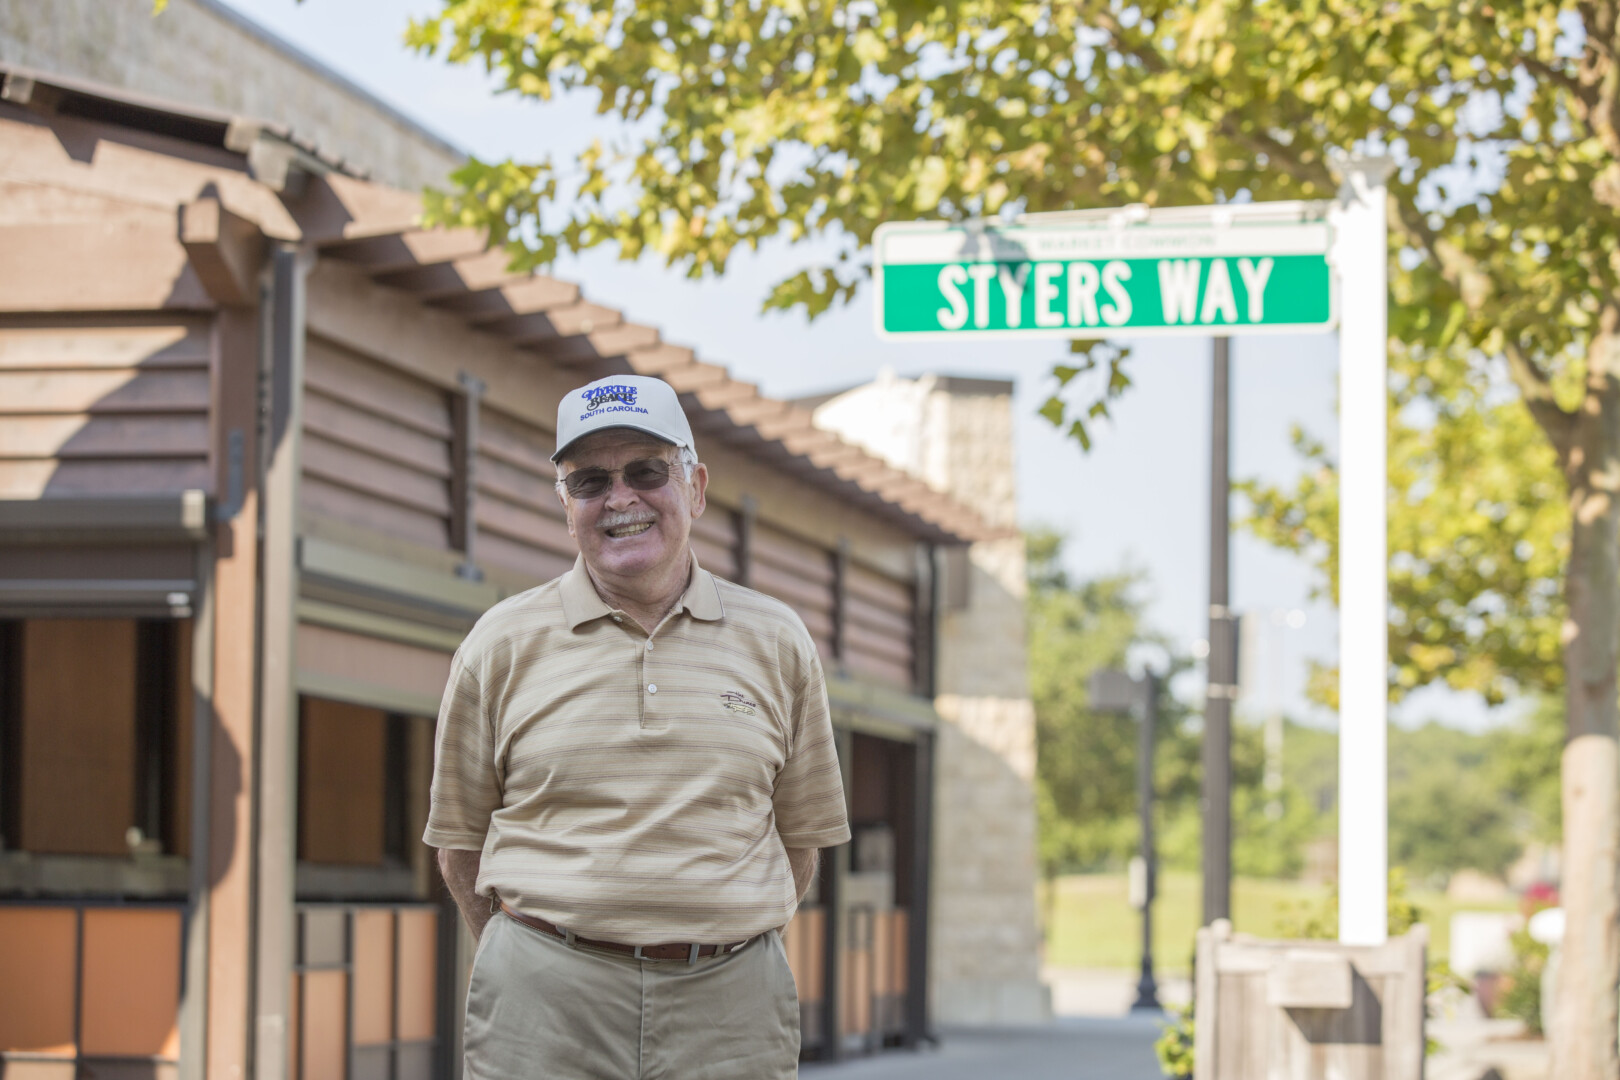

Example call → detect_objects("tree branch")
1220 121 1336 190
1505 340 1578 455
1389 193 1578 451
1088 8 1168 75
1385 194 1491 306
1518 52 1598 120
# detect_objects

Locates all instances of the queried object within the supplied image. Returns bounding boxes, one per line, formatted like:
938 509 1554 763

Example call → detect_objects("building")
0 66 1009 1077
0 0 463 192
804 372 1048 1024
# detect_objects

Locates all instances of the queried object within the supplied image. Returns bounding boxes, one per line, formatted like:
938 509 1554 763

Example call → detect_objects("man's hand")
785 847 819 903
438 847 494 941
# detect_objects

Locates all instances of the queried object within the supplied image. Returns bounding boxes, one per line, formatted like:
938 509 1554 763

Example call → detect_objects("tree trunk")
1549 348 1620 1079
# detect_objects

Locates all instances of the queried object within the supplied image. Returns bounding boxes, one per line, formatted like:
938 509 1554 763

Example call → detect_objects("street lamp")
1089 666 1163 1013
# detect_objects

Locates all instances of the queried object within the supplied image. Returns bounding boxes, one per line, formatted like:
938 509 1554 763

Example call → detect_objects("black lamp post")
1089 666 1163 1013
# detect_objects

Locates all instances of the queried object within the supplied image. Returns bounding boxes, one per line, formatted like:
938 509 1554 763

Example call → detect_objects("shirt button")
647 683 658 694
612 616 623 623
646 641 655 651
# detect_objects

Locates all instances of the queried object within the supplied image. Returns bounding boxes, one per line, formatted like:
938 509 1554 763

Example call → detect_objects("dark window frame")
0 617 191 899
133 620 179 853
295 696 433 903
0 619 21 850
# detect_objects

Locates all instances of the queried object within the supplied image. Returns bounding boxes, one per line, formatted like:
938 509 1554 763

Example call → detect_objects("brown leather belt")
500 903 752 962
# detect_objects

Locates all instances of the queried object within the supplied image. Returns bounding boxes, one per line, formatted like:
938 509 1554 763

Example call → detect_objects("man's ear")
557 485 577 539
688 462 709 518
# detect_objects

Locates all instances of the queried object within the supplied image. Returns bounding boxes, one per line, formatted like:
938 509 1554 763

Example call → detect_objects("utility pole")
1203 336 1235 926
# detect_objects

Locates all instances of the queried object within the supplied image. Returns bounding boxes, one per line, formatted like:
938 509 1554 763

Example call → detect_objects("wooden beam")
0 111 301 241
0 218 211 311
180 195 266 308
623 342 696 374
574 322 658 358
291 173 423 247
430 276 581 322
661 362 730 393
692 381 762 410
778 429 842 456
754 410 818 441
304 259 583 426
319 228 487 274
721 396 790 427
483 301 623 345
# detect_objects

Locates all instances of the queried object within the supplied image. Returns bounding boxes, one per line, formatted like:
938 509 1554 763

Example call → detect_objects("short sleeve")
771 651 852 849
423 652 501 850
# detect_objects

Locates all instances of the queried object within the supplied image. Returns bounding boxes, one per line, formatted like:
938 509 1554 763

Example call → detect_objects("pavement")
801 1016 1170 1080
798 969 1551 1080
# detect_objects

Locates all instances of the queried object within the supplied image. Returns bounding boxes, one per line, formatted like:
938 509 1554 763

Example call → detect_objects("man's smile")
605 521 654 538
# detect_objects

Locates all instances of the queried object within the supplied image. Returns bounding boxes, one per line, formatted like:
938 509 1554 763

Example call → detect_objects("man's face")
557 430 708 584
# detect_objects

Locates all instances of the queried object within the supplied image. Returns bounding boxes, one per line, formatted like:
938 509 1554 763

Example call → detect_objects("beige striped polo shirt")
424 552 851 944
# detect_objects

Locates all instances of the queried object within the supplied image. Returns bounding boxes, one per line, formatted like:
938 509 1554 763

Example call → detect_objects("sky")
210 0 1505 731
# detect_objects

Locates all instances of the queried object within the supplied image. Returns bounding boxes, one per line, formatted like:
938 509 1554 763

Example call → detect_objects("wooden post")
206 305 263 1080
831 539 850 665
913 544 937 698
179 539 215 1080
1193 921 1427 1079
255 244 310 1080
903 731 933 1047
734 495 756 588
450 373 485 581
821 725 855 1061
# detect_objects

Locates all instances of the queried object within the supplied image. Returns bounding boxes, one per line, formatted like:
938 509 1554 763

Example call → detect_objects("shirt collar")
560 550 724 631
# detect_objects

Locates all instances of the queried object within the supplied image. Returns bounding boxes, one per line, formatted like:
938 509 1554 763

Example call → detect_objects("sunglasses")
561 457 681 500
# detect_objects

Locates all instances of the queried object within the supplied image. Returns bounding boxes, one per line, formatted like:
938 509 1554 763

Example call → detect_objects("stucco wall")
814 372 1049 1025
0 0 463 192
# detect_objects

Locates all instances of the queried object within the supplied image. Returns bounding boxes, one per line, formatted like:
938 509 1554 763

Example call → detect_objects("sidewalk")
801 1017 1169 1080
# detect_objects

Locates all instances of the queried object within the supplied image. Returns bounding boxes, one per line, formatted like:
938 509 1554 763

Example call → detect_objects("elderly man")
425 373 850 1079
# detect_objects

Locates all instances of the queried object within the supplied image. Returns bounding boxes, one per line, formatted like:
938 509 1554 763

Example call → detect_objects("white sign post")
1330 159 1394 946
873 175 1392 945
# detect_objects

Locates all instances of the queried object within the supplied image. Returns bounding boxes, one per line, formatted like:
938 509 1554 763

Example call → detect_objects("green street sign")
873 217 1336 339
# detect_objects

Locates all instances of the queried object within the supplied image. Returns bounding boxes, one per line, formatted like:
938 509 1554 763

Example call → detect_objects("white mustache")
600 512 657 529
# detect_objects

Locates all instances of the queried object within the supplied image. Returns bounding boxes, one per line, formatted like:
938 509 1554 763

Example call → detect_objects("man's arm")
438 847 494 941
786 846 819 902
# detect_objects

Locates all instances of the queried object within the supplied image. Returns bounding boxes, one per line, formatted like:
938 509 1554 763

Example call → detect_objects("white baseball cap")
551 374 695 464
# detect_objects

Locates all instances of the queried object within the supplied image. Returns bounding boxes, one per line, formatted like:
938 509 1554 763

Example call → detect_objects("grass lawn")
1041 872 1519 974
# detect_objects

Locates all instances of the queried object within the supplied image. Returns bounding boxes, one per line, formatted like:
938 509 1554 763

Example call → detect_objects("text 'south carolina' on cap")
550 374 696 464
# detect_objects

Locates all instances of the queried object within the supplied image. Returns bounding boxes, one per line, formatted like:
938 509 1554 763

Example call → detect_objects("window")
296 696 433 900
0 618 190 861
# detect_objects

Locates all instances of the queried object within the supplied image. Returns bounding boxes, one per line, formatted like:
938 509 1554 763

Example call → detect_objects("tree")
1389 722 1527 882
1240 340 1568 708
408 3 1620 1070
1026 530 1190 877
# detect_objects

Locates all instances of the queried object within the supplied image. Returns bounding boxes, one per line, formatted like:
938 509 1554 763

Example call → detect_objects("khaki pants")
465 912 800 1079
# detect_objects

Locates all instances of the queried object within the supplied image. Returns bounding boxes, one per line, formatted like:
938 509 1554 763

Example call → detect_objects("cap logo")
585 384 639 412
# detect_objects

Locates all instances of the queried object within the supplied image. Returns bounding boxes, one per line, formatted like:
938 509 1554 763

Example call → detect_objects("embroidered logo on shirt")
721 691 758 716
